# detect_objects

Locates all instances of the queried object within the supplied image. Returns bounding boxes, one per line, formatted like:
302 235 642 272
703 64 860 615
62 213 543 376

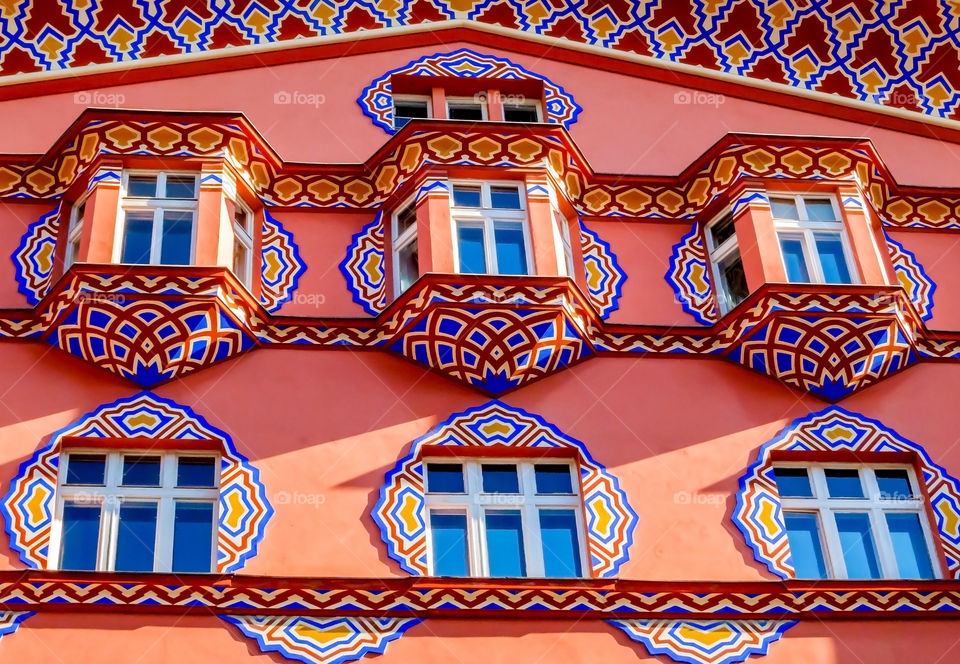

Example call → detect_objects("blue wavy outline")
261 210 306 313
11 205 60 306
664 223 715 326
339 211 385 317
884 231 936 323
579 219 626 319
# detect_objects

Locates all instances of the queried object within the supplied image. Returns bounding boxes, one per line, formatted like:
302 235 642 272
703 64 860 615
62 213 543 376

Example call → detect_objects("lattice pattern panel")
2 392 272 572
221 615 421 664
372 400 638 577
733 406 960 579
609 619 796 664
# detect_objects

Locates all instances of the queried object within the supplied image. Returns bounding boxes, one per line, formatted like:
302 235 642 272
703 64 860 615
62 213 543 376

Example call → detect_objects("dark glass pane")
452 186 482 207
773 468 813 498
535 465 573 494
825 469 864 498
876 469 913 500
718 251 748 311
426 463 465 493
885 513 934 579
835 512 881 579
177 456 217 488
485 510 525 576
490 186 522 209
115 502 157 572
783 512 827 578
457 225 486 273
127 175 157 197
398 242 419 292
393 100 429 126
160 211 193 264
430 512 469 576
494 223 527 275
173 502 215 573
539 509 581 577
164 176 197 199
122 455 160 486
815 234 852 283
448 103 483 120
503 104 539 122
770 197 799 220
121 211 154 264
60 502 101 570
780 237 810 282
709 214 737 247
396 203 417 235
805 198 837 221
66 454 106 485
482 464 519 493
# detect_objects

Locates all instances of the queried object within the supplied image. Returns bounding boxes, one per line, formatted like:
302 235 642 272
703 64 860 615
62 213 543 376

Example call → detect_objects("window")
705 212 749 314
52 450 219 573
424 459 586 577
451 182 530 275
393 95 431 129
65 197 87 269
393 201 419 294
118 171 198 265
773 464 939 580
502 100 541 122
232 199 254 288
446 96 486 121
553 210 577 278
769 194 857 285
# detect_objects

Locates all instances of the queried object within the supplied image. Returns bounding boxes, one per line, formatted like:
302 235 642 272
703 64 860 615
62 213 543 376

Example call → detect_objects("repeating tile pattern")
609 619 796 664
372 400 638 577
2 392 272 572
733 406 960 579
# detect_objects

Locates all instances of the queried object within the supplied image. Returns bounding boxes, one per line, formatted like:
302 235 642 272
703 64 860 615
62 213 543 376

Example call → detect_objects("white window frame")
114 170 199 265
232 198 255 288
446 96 488 121
553 209 577 278
392 94 432 129
769 193 859 285
423 457 588 578
392 196 419 296
776 461 941 580
449 180 532 275
704 211 746 314
65 195 88 269
48 449 220 573
502 99 543 122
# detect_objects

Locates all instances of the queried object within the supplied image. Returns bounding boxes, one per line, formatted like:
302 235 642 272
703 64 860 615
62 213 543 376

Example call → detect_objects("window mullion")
818 506 846 579
869 505 899 578
519 464 543 577
151 206 164 263
466 462 486 576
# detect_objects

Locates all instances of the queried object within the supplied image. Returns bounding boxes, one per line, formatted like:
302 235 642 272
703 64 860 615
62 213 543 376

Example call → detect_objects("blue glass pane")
835 512 881 579
173 502 214 573
161 211 193 264
876 470 913 500
773 468 813 497
457 225 486 273
539 509 581 577
770 198 799 219
430 512 469 576
494 224 527 275
452 186 482 207
815 234 852 283
535 465 573 494
805 199 836 221
780 238 810 282
122 455 160 486
825 469 864 498
490 186 522 209
885 513 934 579
60 502 101 570
482 464 519 493
177 457 217 488
783 512 827 578
127 175 157 197
426 464 464 493
122 212 153 264
66 454 106 485
164 176 196 199
485 510 526 576
115 503 157 572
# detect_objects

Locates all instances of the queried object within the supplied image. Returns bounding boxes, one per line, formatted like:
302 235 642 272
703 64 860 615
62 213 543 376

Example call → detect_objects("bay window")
706 212 749 314
424 459 586 578
232 199 254 288
393 201 419 294
52 450 219 573
117 171 198 265
770 194 857 285
774 463 939 579
451 182 530 276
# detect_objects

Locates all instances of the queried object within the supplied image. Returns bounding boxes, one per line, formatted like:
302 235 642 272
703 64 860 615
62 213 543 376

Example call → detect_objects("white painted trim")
449 180 532 275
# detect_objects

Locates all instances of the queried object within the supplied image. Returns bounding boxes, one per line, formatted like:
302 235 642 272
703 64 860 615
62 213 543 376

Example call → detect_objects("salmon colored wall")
3 614 960 663
887 229 960 332
4 342 960 581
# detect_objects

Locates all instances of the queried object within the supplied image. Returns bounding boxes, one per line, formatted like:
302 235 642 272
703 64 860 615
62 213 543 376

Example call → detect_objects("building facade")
1 3 960 663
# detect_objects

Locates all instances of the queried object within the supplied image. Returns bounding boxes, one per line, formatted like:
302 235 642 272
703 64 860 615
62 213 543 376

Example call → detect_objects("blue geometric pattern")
610 619 796 664
12 206 60 305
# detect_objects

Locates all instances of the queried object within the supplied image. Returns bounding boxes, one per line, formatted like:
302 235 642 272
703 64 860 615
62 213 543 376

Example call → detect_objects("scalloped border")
579 220 626 319
339 211 386 316
665 223 716 326
261 210 306 312
12 205 61 306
